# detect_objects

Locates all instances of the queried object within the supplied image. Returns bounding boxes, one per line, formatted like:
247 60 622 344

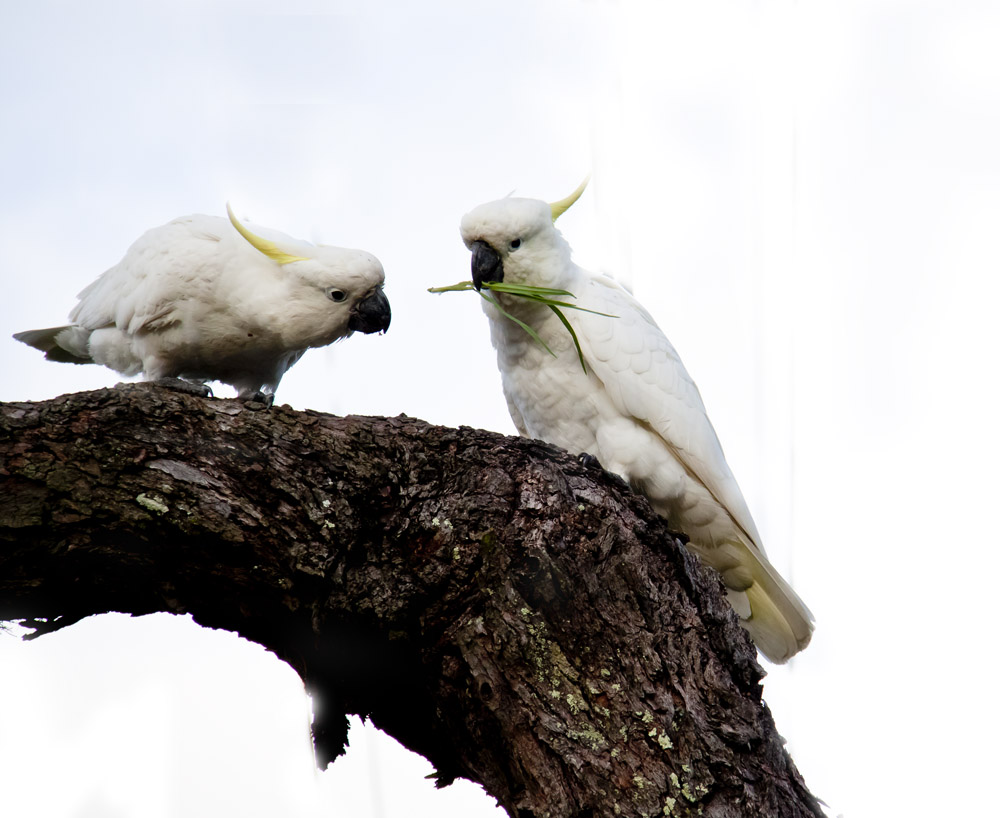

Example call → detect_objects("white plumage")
460 184 812 663
15 206 390 401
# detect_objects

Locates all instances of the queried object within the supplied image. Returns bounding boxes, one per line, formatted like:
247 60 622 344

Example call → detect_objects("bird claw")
150 377 213 398
240 390 274 408
577 452 603 469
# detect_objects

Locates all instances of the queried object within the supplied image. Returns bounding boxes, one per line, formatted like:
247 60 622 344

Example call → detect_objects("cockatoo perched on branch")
459 180 813 663
14 205 390 402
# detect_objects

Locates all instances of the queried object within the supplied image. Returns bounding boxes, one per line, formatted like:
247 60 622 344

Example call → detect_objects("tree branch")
0 385 822 818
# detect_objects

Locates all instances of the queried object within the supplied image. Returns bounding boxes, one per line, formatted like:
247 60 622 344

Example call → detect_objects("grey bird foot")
151 377 213 398
240 390 275 408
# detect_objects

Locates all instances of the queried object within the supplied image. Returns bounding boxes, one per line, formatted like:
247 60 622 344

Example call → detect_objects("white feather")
15 211 389 400
460 194 813 663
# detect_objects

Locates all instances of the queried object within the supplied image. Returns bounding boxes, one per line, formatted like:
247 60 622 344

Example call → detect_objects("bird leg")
239 390 275 408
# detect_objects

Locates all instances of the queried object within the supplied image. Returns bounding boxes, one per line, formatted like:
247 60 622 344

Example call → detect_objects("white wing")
573 271 813 661
70 215 226 334
573 272 763 550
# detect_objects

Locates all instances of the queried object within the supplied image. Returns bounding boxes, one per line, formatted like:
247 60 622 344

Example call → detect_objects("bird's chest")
488 304 609 455
487 298 695 514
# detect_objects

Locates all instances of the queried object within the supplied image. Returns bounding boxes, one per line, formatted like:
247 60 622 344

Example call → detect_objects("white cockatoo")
14 205 390 402
459 180 812 663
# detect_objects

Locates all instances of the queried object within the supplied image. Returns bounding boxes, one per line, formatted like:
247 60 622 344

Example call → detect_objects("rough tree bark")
0 385 822 818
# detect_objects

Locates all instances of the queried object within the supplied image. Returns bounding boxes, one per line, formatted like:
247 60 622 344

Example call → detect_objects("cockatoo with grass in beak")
459 179 812 662
14 205 390 403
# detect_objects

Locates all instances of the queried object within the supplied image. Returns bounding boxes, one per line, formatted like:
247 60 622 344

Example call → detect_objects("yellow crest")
549 176 590 222
226 203 309 265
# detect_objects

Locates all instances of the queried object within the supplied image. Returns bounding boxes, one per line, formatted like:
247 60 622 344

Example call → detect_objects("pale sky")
3 2 1000 817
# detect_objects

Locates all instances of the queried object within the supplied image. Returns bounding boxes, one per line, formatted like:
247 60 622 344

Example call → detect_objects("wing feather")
69 215 225 335
573 273 764 550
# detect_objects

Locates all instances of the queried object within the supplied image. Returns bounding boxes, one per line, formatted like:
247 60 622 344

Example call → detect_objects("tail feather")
13 326 94 365
701 538 813 663
741 582 812 664
736 546 813 663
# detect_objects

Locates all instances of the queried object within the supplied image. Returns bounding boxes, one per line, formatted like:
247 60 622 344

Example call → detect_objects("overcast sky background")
2 2 999 816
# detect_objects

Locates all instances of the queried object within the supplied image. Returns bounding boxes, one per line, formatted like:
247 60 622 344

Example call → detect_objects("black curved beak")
471 240 504 291
349 287 391 334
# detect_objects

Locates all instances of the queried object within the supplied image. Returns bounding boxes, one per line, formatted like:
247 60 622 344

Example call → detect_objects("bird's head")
227 204 390 346
459 178 588 291
290 248 391 340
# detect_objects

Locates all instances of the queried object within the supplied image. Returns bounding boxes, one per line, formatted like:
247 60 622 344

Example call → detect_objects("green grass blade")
428 277 614 372
548 305 588 373
534 299 616 318
486 282 577 299
479 293 557 358
484 282 617 318
427 280 476 293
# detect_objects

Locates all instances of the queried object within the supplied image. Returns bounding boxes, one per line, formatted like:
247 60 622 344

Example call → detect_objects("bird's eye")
510 238 522 250
328 289 347 302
